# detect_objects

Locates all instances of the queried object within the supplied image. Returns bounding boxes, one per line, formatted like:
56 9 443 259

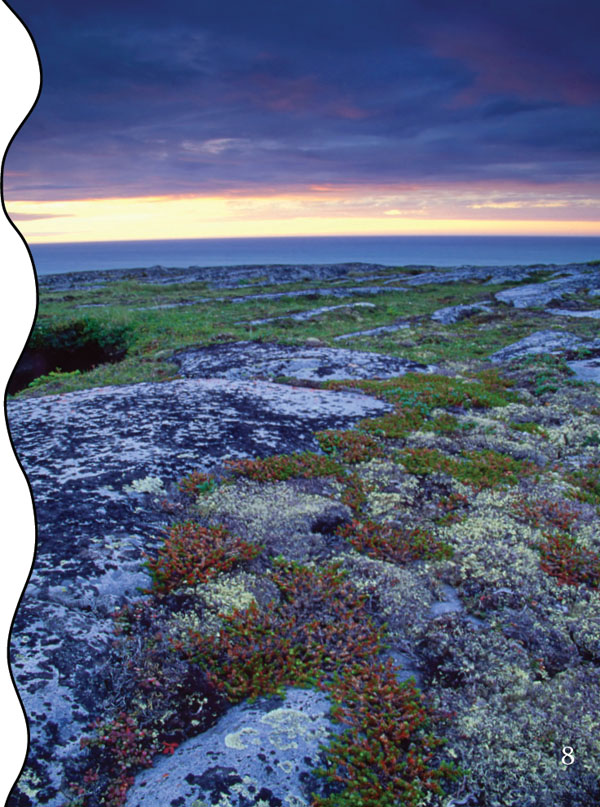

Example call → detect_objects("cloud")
4 0 600 205
8 212 71 221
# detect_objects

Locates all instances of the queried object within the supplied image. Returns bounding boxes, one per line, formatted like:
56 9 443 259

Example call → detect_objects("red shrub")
538 531 600 588
145 522 261 594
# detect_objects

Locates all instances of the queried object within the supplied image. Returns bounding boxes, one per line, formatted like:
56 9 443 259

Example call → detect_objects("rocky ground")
6 261 600 807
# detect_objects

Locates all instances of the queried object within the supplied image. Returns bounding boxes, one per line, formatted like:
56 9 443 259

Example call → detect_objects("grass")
20 269 600 396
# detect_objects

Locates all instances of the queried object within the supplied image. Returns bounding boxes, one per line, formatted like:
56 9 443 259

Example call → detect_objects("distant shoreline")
29 235 600 278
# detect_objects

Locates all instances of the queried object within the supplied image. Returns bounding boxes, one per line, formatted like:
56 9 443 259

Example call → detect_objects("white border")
0 2 40 802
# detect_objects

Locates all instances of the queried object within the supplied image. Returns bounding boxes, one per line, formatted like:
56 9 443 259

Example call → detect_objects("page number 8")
561 747 575 765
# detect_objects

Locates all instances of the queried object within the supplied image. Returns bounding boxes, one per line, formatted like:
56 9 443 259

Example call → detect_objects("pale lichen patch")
261 706 327 750
442 666 600 806
201 572 259 615
224 726 260 749
123 475 166 495
332 549 434 638
194 477 351 561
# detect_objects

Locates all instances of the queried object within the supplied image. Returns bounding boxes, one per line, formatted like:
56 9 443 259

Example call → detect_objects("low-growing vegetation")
337 518 453 564
537 531 600 588
396 446 539 489
144 522 261 593
66 342 600 806
14 265 600 396
16 264 600 807
225 451 343 482
566 462 600 508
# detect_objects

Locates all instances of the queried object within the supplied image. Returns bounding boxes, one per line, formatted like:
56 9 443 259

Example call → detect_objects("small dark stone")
310 508 349 535
185 766 242 794
256 788 282 807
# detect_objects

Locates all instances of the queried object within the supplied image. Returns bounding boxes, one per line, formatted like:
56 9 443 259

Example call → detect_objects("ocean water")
28 235 600 277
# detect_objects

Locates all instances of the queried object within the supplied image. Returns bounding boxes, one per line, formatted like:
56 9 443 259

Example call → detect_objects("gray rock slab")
495 268 600 308
403 265 552 287
430 302 493 324
242 301 375 325
428 583 465 618
568 358 600 384
488 330 586 363
125 688 337 807
134 285 395 311
333 322 411 340
428 584 484 629
546 308 600 319
38 262 392 292
173 342 434 381
6 378 391 805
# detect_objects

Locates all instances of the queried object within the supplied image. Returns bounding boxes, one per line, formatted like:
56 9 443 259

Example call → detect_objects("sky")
4 0 600 242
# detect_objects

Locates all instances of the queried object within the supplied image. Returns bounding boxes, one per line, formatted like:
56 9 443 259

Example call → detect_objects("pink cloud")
231 72 369 119
428 24 599 106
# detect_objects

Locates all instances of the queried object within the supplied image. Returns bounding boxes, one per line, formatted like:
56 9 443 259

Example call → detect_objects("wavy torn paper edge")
0 2 40 805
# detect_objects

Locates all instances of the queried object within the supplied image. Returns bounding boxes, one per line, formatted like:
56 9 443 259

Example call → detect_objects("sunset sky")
5 0 600 242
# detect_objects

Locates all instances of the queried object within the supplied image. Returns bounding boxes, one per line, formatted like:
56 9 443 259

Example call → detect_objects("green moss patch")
397 447 539 489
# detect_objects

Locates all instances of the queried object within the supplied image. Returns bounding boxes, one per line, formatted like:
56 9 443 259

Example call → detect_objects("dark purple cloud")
5 0 600 200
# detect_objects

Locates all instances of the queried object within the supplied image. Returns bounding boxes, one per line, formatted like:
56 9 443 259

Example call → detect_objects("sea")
28 235 600 277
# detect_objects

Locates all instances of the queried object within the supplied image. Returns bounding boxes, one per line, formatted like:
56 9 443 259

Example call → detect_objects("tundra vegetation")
14 264 600 807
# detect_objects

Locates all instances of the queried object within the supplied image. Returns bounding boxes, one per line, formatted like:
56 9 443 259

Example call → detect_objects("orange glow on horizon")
7 190 600 243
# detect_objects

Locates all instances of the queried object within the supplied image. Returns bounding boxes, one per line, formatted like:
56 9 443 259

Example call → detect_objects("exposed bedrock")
172 341 434 381
124 688 338 807
495 267 600 308
430 301 493 324
402 264 551 286
6 377 392 805
488 330 596 363
242 301 376 326
133 284 398 311
546 307 600 319
487 330 600 383
568 357 600 383
38 260 592 294
37 262 393 292
333 321 410 340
